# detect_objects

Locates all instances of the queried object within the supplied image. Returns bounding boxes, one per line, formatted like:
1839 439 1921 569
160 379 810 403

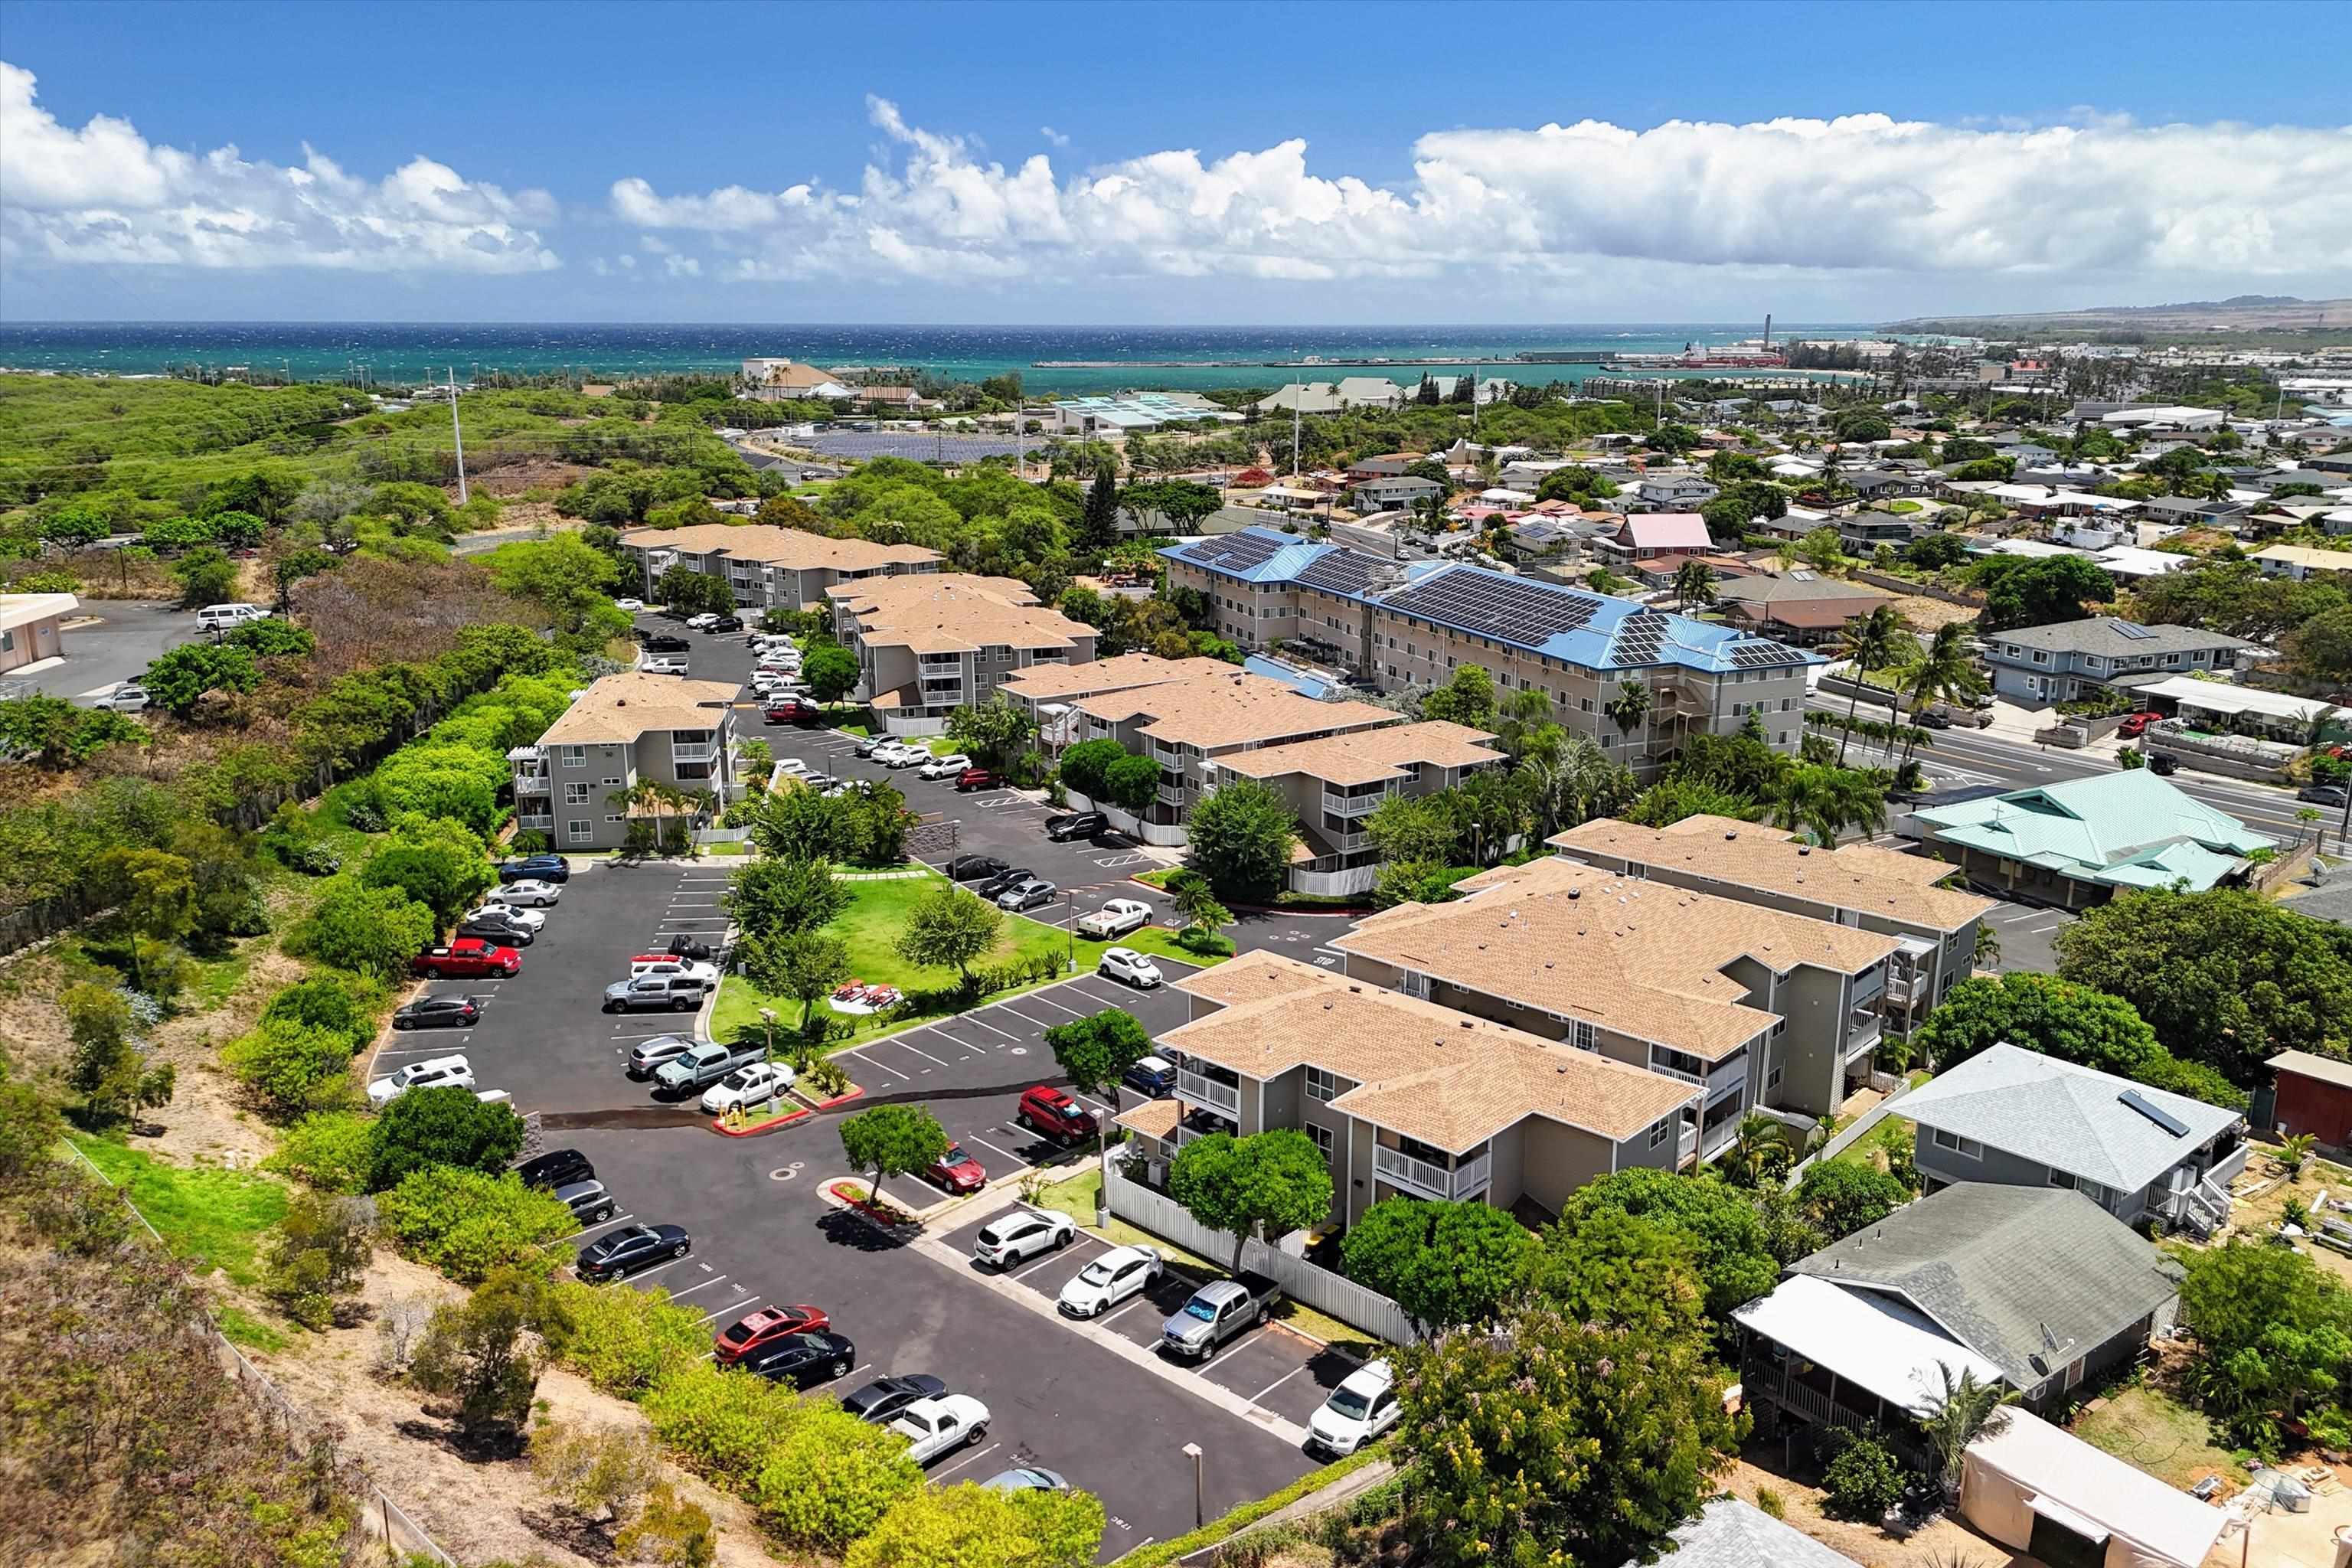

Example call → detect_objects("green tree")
0 695 146 767
2055 888 2352 1083
1792 1161 1910 1242
1056 737 1126 801
1079 462 1121 553
802 642 861 709
410 1265 571 1440
480 534 622 635
1163 870 1231 945
1671 559 1717 610
1625 777 1761 828
260 1191 374 1329
264 1109 375 1194
893 882 1004 990
2286 606 2352 687
1339 1196 1535 1331
360 842 492 926
838 1102 950 1210
846 1483 1106 1568
1906 531 1970 570
740 929 854 1038
224 1020 361 1120
1364 791 1462 865
1836 605 1906 766
1422 665 1500 730
656 565 734 617
1043 1008 1152 1163
64 982 142 1119
142 642 261 716
293 881 438 981
171 545 240 608
0 1083 66 1191
1182 777 1300 904
1603 678 1651 742
366 1086 526 1191
755 1403 926 1553
725 854 850 941
1166 1129 1333 1273
617 1482 720 1568
1919 1366 2017 1499
1821 1433 1909 1520
1971 554 2115 632
1096 750 1158 812
1521 1208 1708 1339
376 1166 579 1283
2180 1239 2352 1442
1397 1304 1742 1568
1901 622 1986 750
946 697 1037 769
1552 1168 1778 1321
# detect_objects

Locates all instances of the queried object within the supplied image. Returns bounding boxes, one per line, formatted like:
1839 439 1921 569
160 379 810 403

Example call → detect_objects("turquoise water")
0 322 1878 394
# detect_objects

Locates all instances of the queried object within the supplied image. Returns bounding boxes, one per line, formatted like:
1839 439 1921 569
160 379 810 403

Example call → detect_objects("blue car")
497 854 570 884
1123 1054 1177 1098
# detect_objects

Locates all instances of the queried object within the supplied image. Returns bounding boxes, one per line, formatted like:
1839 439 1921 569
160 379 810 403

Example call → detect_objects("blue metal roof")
1161 529 1818 678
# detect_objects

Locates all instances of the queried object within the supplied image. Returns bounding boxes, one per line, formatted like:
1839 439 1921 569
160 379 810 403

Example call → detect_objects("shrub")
260 1191 374 1329
549 1281 712 1400
641 1360 805 1493
223 1019 364 1121
1754 1487 1785 1520
375 1166 577 1283
1821 1432 1909 1521
753 1403 924 1552
365 1087 524 1191
260 971 385 1042
289 880 436 981
264 1110 376 1194
0 1083 67 1191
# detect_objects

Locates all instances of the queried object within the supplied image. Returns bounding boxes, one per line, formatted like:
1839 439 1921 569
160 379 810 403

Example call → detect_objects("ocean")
0 322 1879 394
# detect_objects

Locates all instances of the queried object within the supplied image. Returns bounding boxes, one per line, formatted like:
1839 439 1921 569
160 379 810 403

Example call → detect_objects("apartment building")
1331 857 1901 1153
1206 720 1505 895
1160 528 1816 778
1055 668 1396 844
1118 951 1703 1228
995 653 1242 744
617 523 941 612
826 573 1097 736
511 671 742 850
1547 815 1992 1024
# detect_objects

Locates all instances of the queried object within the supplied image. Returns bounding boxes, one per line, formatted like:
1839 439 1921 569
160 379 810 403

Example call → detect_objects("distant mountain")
1889 296 2351 333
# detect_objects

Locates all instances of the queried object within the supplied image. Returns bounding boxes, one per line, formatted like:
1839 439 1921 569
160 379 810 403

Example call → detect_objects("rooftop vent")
1725 831 1738 841
1461 1019 1474 1029
1567 889 1582 900
1798 847 1811 856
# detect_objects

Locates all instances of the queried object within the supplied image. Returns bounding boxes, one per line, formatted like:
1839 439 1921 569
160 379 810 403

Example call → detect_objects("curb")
711 1104 811 1137
818 1176 926 1235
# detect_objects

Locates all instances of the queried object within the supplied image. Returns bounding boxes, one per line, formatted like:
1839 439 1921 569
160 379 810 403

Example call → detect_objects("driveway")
459 857 1319 1553
24 600 200 701
1978 898 2075 976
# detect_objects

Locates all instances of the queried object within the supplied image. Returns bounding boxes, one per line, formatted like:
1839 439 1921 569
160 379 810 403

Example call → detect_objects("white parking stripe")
622 1256 694 1282
892 1037 955 1069
967 1133 1034 1168
1011 1235 1099 1281
1249 1362 1312 1405
665 1274 730 1300
698 1295 758 1325
929 1441 1001 1481
954 1013 1024 1044
845 1047 910 1082
1021 992 1092 1020
1099 1294 1155 1327
572 1212 636 1237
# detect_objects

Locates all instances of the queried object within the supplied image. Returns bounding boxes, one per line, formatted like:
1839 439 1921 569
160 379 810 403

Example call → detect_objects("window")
566 821 593 843
1931 1129 1983 1159
560 746 586 768
1573 1020 1596 1052
603 776 623 787
1400 970 1429 999
1305 1122 1335 1161
564 782 590 805
1766 1064 1783 1092
1305 1067 1338 1103
1648 1116 1674 1148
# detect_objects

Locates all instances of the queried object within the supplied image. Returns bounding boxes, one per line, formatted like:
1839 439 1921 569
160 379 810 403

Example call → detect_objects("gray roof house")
1981 616 2251 705
1903 1044 2248 1233
1635 1499 1857 1568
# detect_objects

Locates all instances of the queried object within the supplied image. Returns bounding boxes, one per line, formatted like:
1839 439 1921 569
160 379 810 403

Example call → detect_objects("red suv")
1018 1086 1098 1146
2118 711 2161 738
411 938 521 978
955 766 1000 792
764 701 821 725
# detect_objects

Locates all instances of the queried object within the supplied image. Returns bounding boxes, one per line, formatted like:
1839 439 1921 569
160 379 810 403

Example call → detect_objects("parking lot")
395 835 1324 1552
29 599 200 701
1979 897 2076 975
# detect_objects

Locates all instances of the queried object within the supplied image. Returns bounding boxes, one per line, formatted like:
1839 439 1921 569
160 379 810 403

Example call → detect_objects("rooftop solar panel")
1297 550 1380 596
1183 531 1281 573
1380 570 1602 646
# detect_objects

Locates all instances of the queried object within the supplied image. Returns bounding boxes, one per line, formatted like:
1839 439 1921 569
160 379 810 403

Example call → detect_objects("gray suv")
603 975 707 1014
626 1033 713 1080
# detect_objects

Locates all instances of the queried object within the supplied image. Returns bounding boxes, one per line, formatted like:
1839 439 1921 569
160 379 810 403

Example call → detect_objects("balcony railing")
1321 789 1390 818
1845 1009 1883 1056
1678 1124 1698 1164
1157 783 1187 807
1374 1145 1491 1201
671 746 715 763
1652 1053 1747 1099
514 773 551 794
1177 1069 1240 1115
518 812 554 830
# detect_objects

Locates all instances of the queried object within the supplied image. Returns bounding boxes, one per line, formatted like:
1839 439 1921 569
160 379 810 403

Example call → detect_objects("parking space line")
624 1257 694 1283
929 1441 1001 1481
1099 1294 1155 1328
1011 1235 1100 1281
953 1013 1024 1044
967 1134 1034 1168
572 1212 636 1237
991 1003 1061 1031
666 1273 730 1300
700 1296 758 1325
815 1361 871 1389
371 1045 469 1058
1020 992 1092 1020
1248 1363 1312 1405
845 1047 910 1082
1069 1090 1115 1115
892 1037 955 1069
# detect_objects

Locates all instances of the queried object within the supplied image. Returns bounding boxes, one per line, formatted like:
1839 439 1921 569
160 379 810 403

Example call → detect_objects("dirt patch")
453 457 597 497
1889 594 1979 631
1721 1452 1998 1568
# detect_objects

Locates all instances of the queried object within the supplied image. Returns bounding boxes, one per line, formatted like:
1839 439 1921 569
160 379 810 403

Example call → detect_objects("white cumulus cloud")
0 60 559 273
611 98 2352 295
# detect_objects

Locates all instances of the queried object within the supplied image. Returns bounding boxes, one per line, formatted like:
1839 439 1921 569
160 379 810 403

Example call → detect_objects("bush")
366 1087 524 1191
1821 1432 1909 1521
549 1281 712 1400
261 970 385 1041
753 1403 925 1553
223 1019 364 1120
0 1083 67 1191
264 1110 376 1193
642 1360 805 1492
375 1166 577 1283
260 1191 374 1329
1754 1487 1785 1520
289 880 436 981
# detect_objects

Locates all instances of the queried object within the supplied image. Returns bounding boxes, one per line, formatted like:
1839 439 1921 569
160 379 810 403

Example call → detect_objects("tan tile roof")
998 653 1235 704
1212 720 1503 787
537 672 743 746
1115 1099 1182 1139
829 575 1091 656
1548 818 1992 932
1164 952 1697 1151
618 523 939 573
1073 671 1397 751
1336 858 1900 1060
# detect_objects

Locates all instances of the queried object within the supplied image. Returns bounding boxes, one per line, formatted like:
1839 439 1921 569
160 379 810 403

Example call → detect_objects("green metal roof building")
1909 769 2272 909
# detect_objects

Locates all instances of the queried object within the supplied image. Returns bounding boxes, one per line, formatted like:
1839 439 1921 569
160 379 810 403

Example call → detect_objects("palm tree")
1495 687 1557 760
1903 624 1985 765
1603 679 1651 744
1838 606 1906 766
1972 922 2001 971
1672 559 1717 612
1920 1366 2017 1500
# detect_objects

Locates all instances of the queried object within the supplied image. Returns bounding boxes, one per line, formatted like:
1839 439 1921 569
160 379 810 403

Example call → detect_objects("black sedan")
514 1148 594 1191
1044 811 1109 843
577 1223 690 1282
639 633 691 653
457 914 534 947
391 995 485 1031
948 854 1011 883
839 1373 947 1423
976 865 1036 899
744 1331 857 1387
708 615 743 632
497 854 570 884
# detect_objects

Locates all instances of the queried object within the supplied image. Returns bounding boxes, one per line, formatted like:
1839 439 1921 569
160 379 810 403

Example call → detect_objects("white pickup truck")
1076 898 1154 939
889 1395 991 1464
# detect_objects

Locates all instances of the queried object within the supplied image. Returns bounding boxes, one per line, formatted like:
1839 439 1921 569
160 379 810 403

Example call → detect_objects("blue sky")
2 0 2347 323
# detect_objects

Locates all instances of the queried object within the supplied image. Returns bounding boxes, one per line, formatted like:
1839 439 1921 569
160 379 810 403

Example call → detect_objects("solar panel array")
2112 620 2156 641
1726 639 1805 668
1608 610 1671 667
1296 550 1382 596
1181 531 1282 574
1382 570 1602 646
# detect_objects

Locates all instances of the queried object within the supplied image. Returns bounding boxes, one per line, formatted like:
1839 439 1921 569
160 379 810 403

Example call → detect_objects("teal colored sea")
0 322 1878 394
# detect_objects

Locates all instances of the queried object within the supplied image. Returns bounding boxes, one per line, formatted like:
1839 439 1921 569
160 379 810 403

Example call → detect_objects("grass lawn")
215 1303 291 1353
1832 1115 1916 1171
1028 1167 1374 1353
2072 1380 2248 1489
712 875 1232 1046
69 1135 288 1286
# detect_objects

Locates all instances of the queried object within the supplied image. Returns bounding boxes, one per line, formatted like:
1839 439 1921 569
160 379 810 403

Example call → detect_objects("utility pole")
1291 394 1301 480
448 368 469 505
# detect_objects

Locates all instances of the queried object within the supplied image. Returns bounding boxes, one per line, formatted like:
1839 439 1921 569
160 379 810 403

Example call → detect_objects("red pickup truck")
411 938 522 979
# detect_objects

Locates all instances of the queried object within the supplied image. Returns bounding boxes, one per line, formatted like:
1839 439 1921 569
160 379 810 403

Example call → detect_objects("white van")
197 603 267 632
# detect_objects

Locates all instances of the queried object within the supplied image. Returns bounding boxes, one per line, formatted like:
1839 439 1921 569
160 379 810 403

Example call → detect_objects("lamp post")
1181 1442 1204 1530
758 1007 779 1118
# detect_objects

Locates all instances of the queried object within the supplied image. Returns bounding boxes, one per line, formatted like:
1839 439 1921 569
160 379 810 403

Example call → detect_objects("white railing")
1321 790 1389 818
1846 1011 1883 1056
1374 1145 1491 1200
1157 783 1187 807
671 745 714 763
514 773 550 794
518 812 554 830
1678 1124 1698 1163
1178 1068 1240 1114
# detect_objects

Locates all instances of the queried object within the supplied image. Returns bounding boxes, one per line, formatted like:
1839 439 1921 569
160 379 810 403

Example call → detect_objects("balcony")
1177 1068 1240 1115
1651 1052 1748 1102
1844 1008 1883 1057
518 812 554 831
514 772 551 795
671 745 715 764
1157 783 1187 807
1374 1145 1491 1201
1677 1124 1698 1165
1321 789 1391 818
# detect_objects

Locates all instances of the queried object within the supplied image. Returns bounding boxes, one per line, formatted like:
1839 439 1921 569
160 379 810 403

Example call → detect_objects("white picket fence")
1102 1162 1420 1344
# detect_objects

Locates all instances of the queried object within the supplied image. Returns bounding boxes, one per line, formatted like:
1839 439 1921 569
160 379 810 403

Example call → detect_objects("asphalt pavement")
28 600 200 701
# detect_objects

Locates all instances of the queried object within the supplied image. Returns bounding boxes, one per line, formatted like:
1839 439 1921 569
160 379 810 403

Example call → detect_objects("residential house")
1637 1500 1861 1568
1052 668 1396 843
1117 951 1704 1228
995 652 1236 746
1629 473 1720 511
1594 512 1713 565
1838 510 1929 554
826 573 1097 736
2265 1051 2352 1150
1334 377 1403 410
1160 528 1818 779
2138 494 2252 531
1901 1043 2249 1232
2089 546 2190 590
740 358 854 401
1204 720 1507 895
1548 815 1991 1024
0 590 75 675
1907 768 2272 906
512 671 742 850
1845 469 1927 505
1350 475 1445 511
1958 1409 2231 1568
2126 673 2347 744
1980 617 2250 705
617 524 940 612
1259 383 1347 415
1332 857 1903 1146
1344 453 1416 480
1737 1186 2183 1465
2099 405 2224 431
1627 551 1756 595
2252 542 2352 580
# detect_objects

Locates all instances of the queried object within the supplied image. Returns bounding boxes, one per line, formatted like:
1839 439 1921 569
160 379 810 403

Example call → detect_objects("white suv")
368 1054 474 1106
918 753 973 780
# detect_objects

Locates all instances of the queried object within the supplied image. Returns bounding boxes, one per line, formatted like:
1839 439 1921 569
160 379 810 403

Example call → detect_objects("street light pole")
1182 1442 1204 1529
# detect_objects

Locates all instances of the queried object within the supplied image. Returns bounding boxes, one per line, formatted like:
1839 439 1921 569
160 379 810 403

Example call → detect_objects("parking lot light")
1182 1442 1204 1528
